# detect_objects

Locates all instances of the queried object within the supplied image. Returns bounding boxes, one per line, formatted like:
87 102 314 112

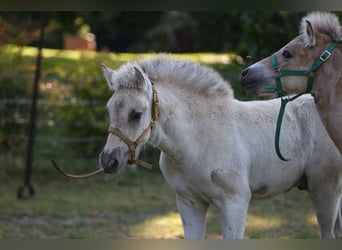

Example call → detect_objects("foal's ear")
304 19 316 47
133 65 151 91
101 64 115 88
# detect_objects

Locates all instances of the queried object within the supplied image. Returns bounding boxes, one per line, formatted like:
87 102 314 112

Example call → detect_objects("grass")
0 163 319 239
0 46 319 239
1 166 175 239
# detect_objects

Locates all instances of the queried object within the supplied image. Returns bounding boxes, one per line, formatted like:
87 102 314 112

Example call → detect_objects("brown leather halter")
107 80 159 170
51 80 159 178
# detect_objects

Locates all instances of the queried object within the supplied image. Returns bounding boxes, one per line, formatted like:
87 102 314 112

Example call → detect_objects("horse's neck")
313 47 342 105
312 48 342 152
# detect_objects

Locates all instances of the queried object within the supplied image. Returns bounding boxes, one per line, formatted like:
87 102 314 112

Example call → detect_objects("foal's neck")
148 80 229 162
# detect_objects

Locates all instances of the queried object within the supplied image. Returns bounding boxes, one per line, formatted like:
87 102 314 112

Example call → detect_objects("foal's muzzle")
99 147 127 174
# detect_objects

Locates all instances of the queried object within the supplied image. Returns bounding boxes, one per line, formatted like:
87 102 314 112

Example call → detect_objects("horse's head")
240 12 342 97
99 63 156 174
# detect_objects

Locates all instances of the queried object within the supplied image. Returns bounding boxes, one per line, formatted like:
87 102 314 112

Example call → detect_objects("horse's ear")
101 64 115 88
304 19 316 47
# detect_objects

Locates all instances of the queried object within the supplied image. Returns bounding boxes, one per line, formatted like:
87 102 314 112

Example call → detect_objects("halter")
51 80 159 179
108 80 159 169
266 40 341 161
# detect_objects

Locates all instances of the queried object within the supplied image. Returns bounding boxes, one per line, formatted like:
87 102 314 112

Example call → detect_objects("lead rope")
51 158 103 179
275 93 305 161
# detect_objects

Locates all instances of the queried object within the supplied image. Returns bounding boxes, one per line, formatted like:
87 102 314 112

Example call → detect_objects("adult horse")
99 55 342 239
240 12 342 154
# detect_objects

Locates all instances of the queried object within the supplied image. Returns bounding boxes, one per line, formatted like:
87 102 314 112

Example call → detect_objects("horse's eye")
282 50 293 59
129 110 142 122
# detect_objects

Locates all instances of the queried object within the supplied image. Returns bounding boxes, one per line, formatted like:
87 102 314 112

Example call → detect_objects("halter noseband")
267 40 341 97
266 40 341 161
108 80 159 170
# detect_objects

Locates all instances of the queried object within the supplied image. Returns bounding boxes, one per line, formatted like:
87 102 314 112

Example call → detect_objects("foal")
99 56 342 238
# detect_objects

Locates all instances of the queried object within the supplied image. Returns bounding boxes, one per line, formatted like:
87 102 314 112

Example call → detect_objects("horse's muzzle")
240 67 259 95
240 66 271 96
99 147 127 174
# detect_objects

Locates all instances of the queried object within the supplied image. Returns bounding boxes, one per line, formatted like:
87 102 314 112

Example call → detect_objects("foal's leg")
159 153 209 239
214 196 250 239
334 198 342 238
176 193 209 239
309 185 341 239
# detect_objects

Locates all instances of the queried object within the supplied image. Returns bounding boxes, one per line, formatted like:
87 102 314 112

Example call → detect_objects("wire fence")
0 96 158 170
0 96 108 166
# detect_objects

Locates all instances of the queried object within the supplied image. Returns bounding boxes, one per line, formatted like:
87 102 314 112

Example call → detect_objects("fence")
0 95 108 168
0 64 158 200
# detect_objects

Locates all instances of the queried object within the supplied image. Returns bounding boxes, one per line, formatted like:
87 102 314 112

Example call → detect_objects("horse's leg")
309 184 341 239
214 196 250 239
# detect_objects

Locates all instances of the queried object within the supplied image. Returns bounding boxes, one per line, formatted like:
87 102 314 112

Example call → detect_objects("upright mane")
300 12 342 44
109 55 233 98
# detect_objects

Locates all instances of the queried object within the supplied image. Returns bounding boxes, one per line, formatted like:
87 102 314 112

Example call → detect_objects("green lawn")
0 163 318 239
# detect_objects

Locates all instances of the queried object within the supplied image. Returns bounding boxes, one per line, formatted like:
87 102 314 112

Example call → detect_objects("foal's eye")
129 110 142 122
282 50 293 59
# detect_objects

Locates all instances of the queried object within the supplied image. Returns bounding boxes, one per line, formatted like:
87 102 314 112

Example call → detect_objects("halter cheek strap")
267 40 341 161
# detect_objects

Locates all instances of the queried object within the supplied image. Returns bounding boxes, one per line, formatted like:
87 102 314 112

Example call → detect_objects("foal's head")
240 12 342 97
99 63 154 174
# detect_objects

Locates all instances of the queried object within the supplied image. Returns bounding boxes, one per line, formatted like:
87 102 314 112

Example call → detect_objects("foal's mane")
111 55 233 98
300 12 342 44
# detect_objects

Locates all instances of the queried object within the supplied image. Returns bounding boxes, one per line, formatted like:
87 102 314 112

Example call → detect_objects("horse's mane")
300 12 342 45
111 55 233 98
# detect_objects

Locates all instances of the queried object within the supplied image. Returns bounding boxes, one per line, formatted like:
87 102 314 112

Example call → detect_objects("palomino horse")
240 12 342 155
99 55 342 239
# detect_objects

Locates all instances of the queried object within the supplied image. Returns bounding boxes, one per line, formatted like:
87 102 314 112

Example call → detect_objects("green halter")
266 40 341 161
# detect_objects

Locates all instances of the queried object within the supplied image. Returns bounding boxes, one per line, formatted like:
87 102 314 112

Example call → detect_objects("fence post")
17 13 48 199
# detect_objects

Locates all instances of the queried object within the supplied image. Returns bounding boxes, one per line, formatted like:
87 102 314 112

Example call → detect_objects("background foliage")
4 11 342 58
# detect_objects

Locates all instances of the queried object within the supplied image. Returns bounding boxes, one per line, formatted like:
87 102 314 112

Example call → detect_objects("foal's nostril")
240 68 249 79
109 158 119 169
102 158 119 173
99 151 119 172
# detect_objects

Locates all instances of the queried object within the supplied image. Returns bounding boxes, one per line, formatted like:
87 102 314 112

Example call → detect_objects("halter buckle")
320 50 331 61
153 93 159 104
274 69 281 76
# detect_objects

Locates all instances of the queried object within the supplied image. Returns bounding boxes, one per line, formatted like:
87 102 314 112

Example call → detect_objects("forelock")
300 12 342 43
